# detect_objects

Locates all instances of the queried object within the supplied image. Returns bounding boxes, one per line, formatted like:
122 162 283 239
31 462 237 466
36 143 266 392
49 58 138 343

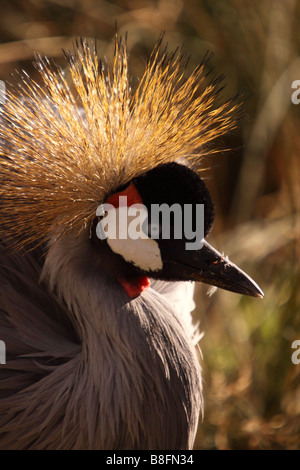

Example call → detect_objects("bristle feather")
0 36 239 249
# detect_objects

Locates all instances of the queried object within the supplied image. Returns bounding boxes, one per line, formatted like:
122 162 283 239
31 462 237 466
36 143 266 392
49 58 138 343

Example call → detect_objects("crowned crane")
0 37 263 450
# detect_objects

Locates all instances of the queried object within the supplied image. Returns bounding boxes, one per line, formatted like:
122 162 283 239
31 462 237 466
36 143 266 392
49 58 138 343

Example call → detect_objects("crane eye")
145 221 162 239
150 222 161 238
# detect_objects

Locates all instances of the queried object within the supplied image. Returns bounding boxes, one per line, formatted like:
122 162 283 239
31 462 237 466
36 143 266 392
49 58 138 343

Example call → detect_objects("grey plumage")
0 232 202 449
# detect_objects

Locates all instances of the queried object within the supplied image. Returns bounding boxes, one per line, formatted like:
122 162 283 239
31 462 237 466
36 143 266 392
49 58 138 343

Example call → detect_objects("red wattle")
118 276 150 298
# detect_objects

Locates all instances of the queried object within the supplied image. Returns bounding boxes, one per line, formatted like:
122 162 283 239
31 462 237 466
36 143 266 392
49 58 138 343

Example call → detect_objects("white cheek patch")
101 206 163 272
108 236 163 272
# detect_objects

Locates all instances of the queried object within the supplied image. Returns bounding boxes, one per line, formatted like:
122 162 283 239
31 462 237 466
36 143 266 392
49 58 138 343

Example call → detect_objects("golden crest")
0 36 238 248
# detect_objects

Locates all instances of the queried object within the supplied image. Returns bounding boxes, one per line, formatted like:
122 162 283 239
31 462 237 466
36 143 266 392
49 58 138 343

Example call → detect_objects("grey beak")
161 239 264 298
192 240 264 298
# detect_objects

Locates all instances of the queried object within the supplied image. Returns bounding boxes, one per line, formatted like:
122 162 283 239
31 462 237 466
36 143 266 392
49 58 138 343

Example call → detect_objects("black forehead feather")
133 162 215 236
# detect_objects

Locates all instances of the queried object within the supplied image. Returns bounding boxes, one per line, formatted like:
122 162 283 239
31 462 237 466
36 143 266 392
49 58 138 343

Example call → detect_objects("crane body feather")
0 235 201 449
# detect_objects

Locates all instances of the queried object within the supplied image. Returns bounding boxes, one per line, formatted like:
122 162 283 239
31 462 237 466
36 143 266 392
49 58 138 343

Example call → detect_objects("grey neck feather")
41 231 203 449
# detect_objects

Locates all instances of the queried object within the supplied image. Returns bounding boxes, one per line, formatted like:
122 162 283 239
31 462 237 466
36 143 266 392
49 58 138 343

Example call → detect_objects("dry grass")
0 0 299 449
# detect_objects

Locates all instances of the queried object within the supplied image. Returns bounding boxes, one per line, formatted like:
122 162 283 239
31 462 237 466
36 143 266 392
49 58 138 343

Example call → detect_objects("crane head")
90 161 263 299
0 36 263 300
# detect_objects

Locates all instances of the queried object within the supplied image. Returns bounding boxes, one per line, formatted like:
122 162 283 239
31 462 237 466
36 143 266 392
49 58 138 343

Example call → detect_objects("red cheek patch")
107 183 143 208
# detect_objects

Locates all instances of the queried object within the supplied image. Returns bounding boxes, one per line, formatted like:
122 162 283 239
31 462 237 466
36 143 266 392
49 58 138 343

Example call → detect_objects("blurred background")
0 0 299 450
